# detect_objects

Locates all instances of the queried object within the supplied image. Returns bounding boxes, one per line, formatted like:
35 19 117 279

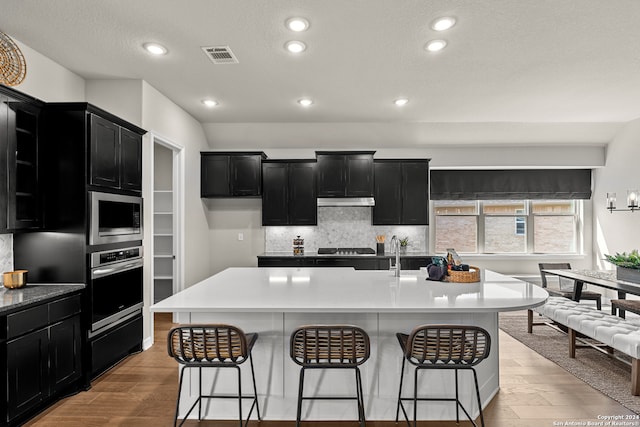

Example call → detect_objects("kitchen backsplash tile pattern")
0 235 13 284
265 207 428 253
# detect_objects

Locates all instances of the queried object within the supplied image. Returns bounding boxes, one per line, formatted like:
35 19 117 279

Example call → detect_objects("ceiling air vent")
201 46 239 64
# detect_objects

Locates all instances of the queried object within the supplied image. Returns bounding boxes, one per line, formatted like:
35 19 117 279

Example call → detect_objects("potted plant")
399 237 409 253
604 249 640 283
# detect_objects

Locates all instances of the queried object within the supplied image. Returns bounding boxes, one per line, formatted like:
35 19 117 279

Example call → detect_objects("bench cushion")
536 296 640 358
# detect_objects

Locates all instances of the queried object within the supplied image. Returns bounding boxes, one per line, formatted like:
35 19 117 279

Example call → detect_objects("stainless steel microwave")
89 192 143 245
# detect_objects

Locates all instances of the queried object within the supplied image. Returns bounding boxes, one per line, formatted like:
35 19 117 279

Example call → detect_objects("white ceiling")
2 0 639 148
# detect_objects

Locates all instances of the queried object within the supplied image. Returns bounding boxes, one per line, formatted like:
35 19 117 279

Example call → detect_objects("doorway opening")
151 135 184 316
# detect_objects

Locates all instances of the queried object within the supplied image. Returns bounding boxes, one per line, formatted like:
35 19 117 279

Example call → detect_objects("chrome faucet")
390 235 401 277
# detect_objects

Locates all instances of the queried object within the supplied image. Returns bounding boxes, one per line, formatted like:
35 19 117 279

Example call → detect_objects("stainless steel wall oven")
89 246 143 336
88 245 143 377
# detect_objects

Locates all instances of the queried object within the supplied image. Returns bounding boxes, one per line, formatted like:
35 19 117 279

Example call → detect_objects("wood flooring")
23 312 636 427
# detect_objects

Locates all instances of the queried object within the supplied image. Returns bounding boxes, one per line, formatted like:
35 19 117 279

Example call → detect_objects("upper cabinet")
42 103 146 195
201 152 266 198
0 86 44 232
373 159 430 225
316 151 375 197
89 114 142 192
262 160 317 226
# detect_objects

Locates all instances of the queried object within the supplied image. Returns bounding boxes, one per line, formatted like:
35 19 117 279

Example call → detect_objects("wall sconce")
628 189 639 209
607 190 639 212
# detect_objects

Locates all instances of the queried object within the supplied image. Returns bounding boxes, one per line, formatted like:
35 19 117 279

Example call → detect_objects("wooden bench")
528 296 640 395
611 299 640 319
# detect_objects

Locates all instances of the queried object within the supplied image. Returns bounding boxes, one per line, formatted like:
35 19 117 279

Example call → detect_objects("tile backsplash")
0 235 13 284
265 207 428 253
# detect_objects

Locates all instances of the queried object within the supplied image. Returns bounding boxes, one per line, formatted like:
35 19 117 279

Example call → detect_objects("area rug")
499 311 640 414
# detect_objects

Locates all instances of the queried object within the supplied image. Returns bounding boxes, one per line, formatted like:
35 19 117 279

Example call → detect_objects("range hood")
317 197 375 207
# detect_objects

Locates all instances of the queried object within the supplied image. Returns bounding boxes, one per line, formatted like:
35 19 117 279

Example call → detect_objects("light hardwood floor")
24 312 635 427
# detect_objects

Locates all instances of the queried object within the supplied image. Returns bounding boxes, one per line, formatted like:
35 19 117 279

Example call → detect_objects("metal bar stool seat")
167 324 261 427
395 324 491 427
290 325 371 427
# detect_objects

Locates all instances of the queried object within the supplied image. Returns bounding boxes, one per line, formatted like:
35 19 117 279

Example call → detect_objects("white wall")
204 199 264 274
141 82 211 289
593 118 640 267
13 38 85 101
86 79 143 127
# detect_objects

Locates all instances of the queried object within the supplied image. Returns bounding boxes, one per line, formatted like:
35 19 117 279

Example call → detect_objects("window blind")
430 169 592 200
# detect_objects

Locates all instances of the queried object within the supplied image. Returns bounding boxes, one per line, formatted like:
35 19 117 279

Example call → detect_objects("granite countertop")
258 251 434 258
0 283 85 314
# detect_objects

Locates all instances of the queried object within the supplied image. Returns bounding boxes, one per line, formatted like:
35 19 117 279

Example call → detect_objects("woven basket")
447 266 480 283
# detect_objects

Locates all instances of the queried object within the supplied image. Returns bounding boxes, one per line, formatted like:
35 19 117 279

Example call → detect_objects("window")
434 199 580 254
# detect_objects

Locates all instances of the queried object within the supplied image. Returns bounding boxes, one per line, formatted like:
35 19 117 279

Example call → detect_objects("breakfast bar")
151 267 548 422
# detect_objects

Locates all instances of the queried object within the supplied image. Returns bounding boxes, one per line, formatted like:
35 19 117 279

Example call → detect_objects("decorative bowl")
3 270 28 289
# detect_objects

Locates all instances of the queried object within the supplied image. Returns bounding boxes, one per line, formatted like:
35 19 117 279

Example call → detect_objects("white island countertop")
151 267 547 313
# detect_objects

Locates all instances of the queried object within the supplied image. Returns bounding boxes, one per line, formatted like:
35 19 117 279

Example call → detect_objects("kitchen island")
151 267 547 422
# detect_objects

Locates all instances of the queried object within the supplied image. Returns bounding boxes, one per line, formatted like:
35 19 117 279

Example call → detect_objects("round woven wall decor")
0 31 27 86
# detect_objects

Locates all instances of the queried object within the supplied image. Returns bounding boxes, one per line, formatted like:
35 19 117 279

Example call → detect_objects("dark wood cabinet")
373 159 429 225
316 151 375 197
49 315 83 393
372 162 402 224
262 160 316 225
6 329 48 421
0 87 43 232
41 103 145 202
89 114 142 192
257 257 316 267
201 152 266 197
258 256 432 270
2 293 83 426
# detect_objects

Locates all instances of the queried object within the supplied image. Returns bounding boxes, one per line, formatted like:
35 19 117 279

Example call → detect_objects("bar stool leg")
296 367 305 427
472 368 485 427
236 366 242 427
249 353 261 420
413 368 419 427
355 367 366 427
454 369 460 423
198 367 203 421
175 365 187 427
395 357 406 423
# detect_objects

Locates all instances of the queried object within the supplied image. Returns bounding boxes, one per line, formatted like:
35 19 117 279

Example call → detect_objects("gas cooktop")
317 247 376 255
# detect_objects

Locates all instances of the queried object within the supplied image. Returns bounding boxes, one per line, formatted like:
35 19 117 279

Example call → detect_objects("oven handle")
91 259 143 279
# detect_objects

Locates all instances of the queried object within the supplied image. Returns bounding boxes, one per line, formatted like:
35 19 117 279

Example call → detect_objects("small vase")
400 246 407 254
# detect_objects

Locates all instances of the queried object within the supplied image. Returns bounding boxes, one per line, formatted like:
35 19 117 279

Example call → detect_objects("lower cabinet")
257 257 316 267
2 293 83 426
258 256 432 270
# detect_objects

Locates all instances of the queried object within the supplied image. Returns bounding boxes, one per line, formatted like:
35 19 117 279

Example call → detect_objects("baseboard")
142 335 153 350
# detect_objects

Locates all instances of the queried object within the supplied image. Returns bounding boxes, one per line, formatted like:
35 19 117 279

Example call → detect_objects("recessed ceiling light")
285 41 306 53
425 40 447 52
143 42 168 56
394 98 409 106
298 98 313 107
431 17 456 31
286 17 310 32
202 99 218 107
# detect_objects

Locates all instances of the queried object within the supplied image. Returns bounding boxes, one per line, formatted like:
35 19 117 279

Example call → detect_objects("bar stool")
167 324 261 427
395 324 491 427
290 325 371 427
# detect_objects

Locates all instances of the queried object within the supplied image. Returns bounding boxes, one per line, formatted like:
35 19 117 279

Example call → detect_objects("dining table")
542 269 640 315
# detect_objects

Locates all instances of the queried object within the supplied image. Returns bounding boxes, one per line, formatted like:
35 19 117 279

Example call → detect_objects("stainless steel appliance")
88 245 143 377
317 247 376 255
89 191 143 245
89 245 143 335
